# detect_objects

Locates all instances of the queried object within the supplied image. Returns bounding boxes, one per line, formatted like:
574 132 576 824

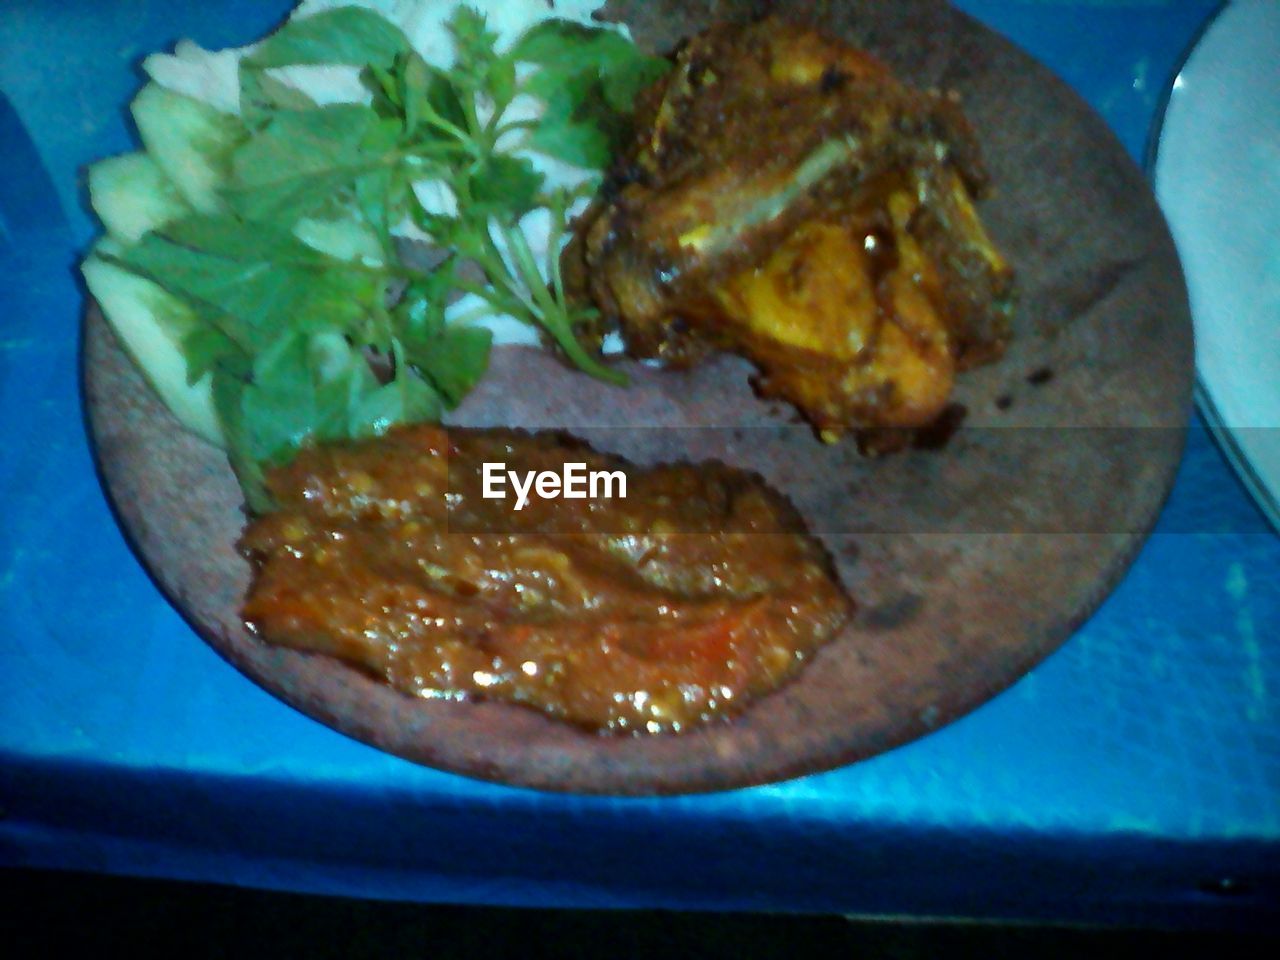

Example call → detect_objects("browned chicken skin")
564 18 1014 443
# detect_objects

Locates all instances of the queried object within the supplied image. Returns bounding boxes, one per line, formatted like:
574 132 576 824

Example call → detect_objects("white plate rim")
1146 0 1280 533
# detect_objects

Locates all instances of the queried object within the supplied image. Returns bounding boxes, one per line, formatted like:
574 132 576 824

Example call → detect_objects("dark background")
4 867 1278 958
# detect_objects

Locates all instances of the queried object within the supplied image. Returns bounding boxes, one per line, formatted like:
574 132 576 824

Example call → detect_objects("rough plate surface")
84 0 1193 794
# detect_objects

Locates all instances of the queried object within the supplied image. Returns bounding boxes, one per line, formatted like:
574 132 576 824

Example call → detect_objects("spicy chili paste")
239 425 851 733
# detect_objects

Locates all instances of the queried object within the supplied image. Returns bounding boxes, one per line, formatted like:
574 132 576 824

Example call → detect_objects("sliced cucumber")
264 64 367 107
143 40 243 115
87 153 191 245
131 84 244 214
293 215 384 265
83 247 224 446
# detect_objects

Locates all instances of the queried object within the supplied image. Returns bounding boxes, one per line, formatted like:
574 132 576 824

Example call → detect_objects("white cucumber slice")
131 84 242 214
87 152 190 245
83 250 224 446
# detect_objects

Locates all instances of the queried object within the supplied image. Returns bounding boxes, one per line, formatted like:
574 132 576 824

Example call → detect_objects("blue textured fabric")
1 0 1276 927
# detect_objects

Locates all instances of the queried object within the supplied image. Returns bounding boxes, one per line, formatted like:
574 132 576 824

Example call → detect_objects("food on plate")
81 0 668 508
82 1 1014 508
565 18 1014 443
79 2 1025 737
239 425 852 732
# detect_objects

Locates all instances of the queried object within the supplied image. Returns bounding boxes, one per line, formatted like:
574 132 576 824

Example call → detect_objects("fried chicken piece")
564 18 1013 442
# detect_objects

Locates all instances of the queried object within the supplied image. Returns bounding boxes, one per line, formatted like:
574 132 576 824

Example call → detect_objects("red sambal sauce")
238 425 852 733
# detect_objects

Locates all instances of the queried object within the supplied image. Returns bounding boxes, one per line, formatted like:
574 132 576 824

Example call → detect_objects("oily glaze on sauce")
239 425 851 733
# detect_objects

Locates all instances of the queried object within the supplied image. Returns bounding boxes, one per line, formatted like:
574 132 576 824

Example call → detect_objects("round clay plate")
84 0 1193 795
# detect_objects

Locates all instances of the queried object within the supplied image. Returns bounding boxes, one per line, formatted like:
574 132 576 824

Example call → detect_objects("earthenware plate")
84 0 1193 794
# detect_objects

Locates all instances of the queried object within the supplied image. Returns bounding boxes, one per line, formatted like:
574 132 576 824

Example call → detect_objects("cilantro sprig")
88 4 669 510
387 7 664 385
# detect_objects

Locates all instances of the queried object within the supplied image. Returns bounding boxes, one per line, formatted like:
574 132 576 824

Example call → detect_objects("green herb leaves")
88 3 671 508
244 7 411 69
468 154 544 218
108 215 380 355
224 104 382 222
513 19 670 167
379 7 671 389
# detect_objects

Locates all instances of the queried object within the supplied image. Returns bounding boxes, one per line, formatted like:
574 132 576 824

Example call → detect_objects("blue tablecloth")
2 0 1277 928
